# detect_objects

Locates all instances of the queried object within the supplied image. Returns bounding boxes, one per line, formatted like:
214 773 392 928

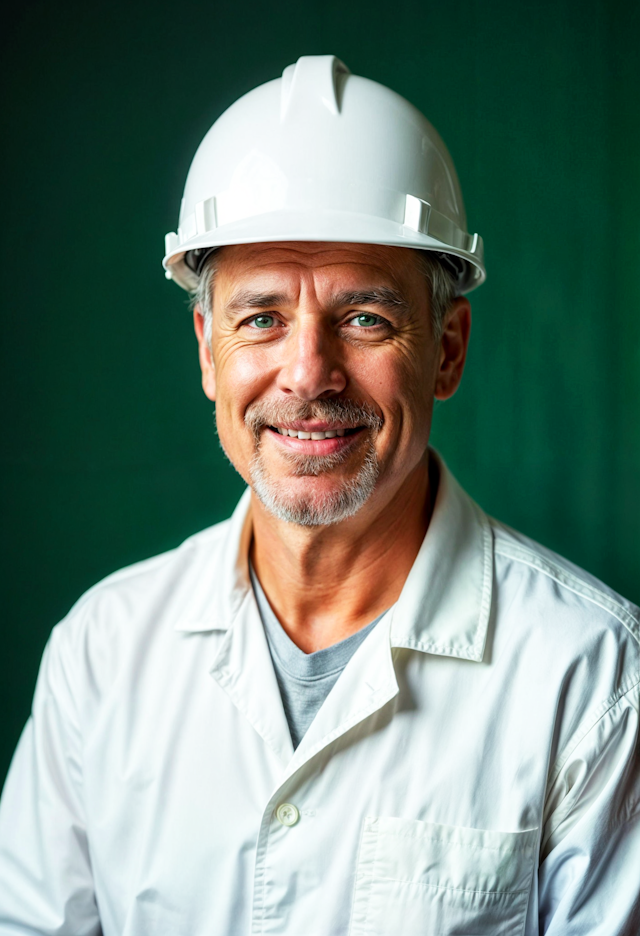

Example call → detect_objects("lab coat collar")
173 485 253 633
389 450 493 662
175 450 493 664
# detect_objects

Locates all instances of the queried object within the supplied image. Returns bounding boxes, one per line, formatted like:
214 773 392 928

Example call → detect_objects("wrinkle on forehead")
215 241 427 315
217 241 421 276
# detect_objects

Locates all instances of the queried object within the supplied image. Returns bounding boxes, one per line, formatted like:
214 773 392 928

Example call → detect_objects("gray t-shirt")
250 564 386 749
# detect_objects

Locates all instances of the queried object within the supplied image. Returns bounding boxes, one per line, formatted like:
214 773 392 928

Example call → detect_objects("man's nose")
275 317 347 400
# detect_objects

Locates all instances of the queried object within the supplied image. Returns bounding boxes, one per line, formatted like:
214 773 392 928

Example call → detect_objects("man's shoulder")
55 514 235 646
31 511 242 729
485 516 640 799
489 515 640 651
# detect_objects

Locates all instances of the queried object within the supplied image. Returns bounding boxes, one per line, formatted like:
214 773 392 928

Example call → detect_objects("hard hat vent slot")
403 194 431 235
195 196 218 235
280 55 350 121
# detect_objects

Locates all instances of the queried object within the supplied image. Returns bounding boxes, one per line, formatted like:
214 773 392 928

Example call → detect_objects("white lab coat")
0 453 639 935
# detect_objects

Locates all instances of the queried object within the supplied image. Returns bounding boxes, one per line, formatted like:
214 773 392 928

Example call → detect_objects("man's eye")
249 314 276 329
350 313 382 327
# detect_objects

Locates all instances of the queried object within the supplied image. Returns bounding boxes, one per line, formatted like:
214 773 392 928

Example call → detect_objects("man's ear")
193 308 216 402
434 297 471 401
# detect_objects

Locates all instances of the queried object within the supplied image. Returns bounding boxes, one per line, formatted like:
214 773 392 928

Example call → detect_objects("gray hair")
190 248 460 348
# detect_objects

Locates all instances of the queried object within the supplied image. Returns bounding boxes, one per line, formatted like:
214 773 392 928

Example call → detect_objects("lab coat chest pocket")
349 817 537 936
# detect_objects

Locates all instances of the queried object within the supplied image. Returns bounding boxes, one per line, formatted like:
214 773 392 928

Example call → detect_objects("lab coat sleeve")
538 681 640 936
0 625 101 935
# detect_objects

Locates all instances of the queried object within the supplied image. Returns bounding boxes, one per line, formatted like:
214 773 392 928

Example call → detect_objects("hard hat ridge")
163 55 485 293
280 55 350 118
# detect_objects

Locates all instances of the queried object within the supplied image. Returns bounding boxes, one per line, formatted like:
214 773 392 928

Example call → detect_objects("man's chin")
249 451 379 527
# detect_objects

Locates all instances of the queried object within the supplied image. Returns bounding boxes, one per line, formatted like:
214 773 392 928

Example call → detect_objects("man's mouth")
245 399 383 450
267 425 364 441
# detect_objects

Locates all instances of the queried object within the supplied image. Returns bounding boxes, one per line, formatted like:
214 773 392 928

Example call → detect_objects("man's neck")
249 455 435 653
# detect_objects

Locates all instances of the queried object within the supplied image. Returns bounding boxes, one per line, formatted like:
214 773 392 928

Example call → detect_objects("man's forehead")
217 241 419 281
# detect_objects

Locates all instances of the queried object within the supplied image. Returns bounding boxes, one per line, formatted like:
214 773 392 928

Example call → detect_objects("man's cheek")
214 404 251 475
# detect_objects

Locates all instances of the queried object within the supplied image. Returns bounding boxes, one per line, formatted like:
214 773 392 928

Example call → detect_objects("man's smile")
264 422 366 455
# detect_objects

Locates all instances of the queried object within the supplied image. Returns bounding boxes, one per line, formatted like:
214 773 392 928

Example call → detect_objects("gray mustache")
245 399 383 439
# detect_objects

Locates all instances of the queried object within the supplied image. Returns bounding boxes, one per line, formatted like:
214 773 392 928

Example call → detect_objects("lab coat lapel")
284 612 399 778
209 591 295 765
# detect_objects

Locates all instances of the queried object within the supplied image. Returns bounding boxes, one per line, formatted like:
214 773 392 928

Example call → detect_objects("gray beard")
231 398 382 527
249 439 380 527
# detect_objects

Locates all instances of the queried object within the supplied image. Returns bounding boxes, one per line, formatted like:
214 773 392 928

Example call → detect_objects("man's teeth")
276 428 347 439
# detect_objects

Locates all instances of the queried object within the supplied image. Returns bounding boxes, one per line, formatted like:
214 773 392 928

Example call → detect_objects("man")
0 55 638 935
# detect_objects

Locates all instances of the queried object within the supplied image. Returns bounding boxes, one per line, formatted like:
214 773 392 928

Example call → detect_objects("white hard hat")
163 55 485 292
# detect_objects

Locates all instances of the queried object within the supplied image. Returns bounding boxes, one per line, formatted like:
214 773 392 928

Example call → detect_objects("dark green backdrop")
2 0 639 786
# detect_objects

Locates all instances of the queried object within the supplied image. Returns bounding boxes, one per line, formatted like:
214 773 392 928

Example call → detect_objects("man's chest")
79 619 556 936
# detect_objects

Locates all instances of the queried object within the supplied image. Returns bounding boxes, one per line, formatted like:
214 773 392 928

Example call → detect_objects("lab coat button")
276 803 300 827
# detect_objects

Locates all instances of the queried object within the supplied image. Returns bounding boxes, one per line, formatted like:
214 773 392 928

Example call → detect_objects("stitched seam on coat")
547 677 640 789
473 509 494 659
539 681 640 861
372 877 530 897
494 541 640 643
396 637 477 658
348 819 373 936
378 831 535 853
541 683 640 856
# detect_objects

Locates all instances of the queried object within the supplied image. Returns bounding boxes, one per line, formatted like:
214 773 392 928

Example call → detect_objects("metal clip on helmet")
163 55 485 293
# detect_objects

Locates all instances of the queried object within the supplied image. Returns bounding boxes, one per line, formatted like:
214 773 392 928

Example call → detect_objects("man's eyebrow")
330 288 410 316
222 286 411 316
224 291 290 313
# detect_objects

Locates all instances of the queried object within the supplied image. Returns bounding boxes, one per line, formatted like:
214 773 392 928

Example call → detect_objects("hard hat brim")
163 209 485 294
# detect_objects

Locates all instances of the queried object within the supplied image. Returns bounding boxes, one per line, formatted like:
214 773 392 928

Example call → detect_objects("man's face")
195 242 469 527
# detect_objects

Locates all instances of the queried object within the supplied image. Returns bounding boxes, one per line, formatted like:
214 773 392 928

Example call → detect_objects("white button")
276 803 300 827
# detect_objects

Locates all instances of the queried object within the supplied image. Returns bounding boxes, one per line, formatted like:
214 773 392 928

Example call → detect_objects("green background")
2 0 638 786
